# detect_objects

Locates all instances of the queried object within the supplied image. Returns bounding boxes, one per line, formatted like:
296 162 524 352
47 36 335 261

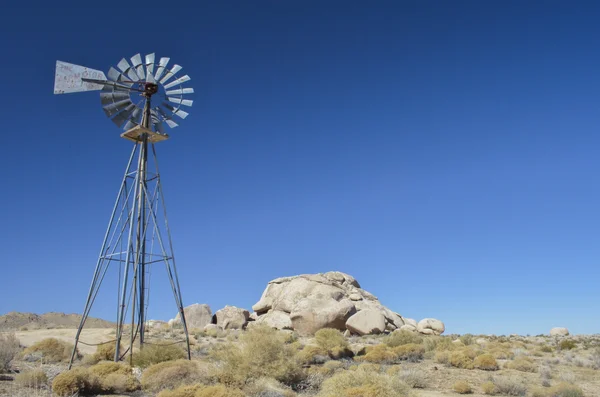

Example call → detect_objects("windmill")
54 53 194 367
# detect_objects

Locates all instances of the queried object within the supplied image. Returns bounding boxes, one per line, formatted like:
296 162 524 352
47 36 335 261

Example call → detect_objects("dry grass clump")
195 384 245 397
435 351 450 365
474 354 499 370
210 325 304 388
453 380 473 394
51 368 100 396
243 377 297 397
483 377 528 396
88 361 140 393
385 330 424 347
318 365 411 397
387 367 428 388
504 356 537 372
157 384 204 397
357 344 397 364
308 360 345 377
14 369 48 388
314 328 352 359
142 359 210 392
531 382 584 397
449 351 474 369
0 333 20 372
87 361 131 377
22 338 76 363
85 342 121 364
559 340 577 351
132 343 186 368
298 345 329 364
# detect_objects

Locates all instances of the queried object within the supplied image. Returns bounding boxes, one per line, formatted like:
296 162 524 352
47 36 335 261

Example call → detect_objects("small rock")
345 309 386 336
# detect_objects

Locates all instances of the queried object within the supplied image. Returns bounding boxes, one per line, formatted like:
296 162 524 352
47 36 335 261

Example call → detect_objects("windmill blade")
107 67 122 82
163 75 191 90
150 109 166 134
155 106 179 128
166 87 194 95
153 57 170 81
167 97 193 107
117 58 131 73
111 103 137 127
162 102 189 119
145 53 156 83
103 99 132 117
159 65 182 85
54 61 107 94
100 91 130 105
130 53 146 80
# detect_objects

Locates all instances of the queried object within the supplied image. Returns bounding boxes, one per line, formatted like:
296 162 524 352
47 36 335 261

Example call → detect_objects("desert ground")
1 323 599 397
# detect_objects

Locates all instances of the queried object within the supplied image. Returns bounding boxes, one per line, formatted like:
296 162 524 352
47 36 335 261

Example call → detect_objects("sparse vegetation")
531 382 584 397
474 353 499 370
141 359 209 392
318 365 411 397
385 330 423 347
559 340 577 351
52 368 100 396
449 351 474 369
0 333 20 372
504 356 537 372
314 328 352 359
486 377 528 396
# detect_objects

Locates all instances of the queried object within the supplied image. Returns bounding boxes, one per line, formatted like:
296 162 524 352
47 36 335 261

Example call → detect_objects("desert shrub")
195 384 245 397
243 377 297 397
309 360 345 377
88 361 140 393
22 338 76 363
392 343 425 362
385 330 423 347
357 344 397 364
505 356 537 372
157 384 204 397
424 336 455 352
142 359 209 392
318 365 411 397
210 325 304 388
132 343 186 368
315 328 351 358
435 351 450 365
52 368 101 396
87 342 121 364
0 333 20 372
453 380 473 394
488 377 528 396
460 334 474 346
540 345 553 353
391 367 428 388
474 354 499 370
531 382 584 397
449 351 474 369
481 381 496 395
590 347 600 369
14 369 47 388
298 345 329 364
559 340 577 351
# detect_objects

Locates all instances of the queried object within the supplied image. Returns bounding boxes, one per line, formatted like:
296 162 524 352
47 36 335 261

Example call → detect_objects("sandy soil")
14 328 115 354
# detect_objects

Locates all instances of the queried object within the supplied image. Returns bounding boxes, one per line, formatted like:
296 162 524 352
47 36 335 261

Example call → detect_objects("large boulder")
173 303 212 330
290 298 356 336
213 305 250 330
550 327 569 336
254 310 293 330
346 310 386 336
417 318 445 335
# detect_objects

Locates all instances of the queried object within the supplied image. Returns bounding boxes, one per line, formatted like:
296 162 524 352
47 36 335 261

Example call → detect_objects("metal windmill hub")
143 82 159 97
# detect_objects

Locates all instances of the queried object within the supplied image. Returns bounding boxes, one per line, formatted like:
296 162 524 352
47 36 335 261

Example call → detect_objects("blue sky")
1 1 599 335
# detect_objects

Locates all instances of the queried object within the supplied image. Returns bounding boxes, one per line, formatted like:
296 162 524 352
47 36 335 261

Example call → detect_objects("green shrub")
88 361 131 377
453 380 473 394
559 340 577 351
318 365 411 397
22 338 76 363
449 351 474 369
504 356 537 373
356 344 397 364
540 345 553 353
132 343 186 368
460 334 474 346
392 343 425 362
315 328 352 358
298 345 329 364
52 368 100 396
473 354 499 370
210 325 304 388
0 333 20 372
157 384 204 397
385 330 423 347
14 369 47 388
141 359 209 392
195 384 246 397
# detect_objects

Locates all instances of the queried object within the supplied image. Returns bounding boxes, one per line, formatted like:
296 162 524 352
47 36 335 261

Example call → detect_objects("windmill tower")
53 53 194 367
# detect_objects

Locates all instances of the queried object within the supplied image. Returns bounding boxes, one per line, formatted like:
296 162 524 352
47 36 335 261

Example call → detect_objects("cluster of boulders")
166 271 445 337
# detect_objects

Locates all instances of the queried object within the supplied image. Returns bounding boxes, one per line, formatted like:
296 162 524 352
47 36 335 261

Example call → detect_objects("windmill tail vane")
54 53 194 367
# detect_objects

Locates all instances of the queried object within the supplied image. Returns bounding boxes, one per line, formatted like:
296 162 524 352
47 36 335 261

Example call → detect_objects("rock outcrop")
417 318 445 335
550 327 569 336
251 271 439 336
172 303 212 330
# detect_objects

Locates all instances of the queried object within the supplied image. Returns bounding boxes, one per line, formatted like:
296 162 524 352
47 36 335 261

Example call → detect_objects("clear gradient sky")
1 1 599 335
